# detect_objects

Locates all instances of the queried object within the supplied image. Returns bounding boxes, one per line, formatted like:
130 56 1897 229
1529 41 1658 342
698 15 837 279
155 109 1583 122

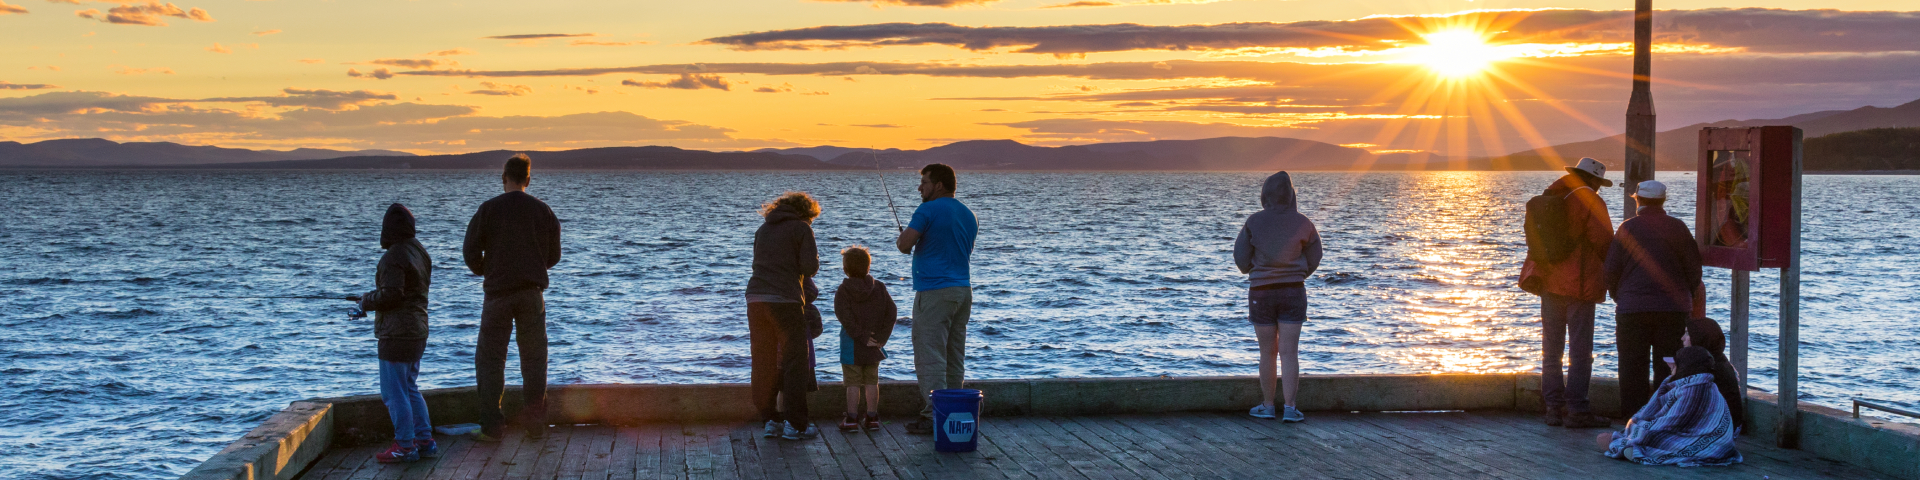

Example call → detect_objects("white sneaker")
1282 406 1306 423
1248 404 1277 419
763 420 781 438
781 421 819 440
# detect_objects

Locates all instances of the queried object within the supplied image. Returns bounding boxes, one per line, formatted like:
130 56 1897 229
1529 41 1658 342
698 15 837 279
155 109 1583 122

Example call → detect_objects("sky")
2 0 1917 156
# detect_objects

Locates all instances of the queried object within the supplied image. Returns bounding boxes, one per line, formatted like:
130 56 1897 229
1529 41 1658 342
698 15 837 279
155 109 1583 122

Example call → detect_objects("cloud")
114 66 175 75
425 48 472 56
753 83 795 93
297 58 324 64
0 91 793 151
483 33 596 40
699 9 1920 56
468 82 532 96
0 81 58 90
196 88 398 109
811 0 999 7
0 0 26 14
251 29 279 36
367 58 449 69
346 68 393 80
1043 1 1114 7
205 43 229 53
622 74 730 90
77 2 213 26
570 40 648 46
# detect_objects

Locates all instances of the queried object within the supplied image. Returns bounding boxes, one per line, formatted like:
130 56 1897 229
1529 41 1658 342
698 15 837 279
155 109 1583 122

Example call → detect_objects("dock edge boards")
180 374 1920 480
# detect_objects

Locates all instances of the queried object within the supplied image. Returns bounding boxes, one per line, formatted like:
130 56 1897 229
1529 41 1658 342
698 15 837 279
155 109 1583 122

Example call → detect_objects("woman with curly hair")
745 191 822 440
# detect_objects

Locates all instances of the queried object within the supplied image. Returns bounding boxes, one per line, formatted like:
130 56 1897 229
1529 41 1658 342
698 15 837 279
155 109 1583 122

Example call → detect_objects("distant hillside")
1486 98 1920 171
756 146 902 162
0 138 413 167
820 137 1444 171
1805 128 1920 171
178 146 855 170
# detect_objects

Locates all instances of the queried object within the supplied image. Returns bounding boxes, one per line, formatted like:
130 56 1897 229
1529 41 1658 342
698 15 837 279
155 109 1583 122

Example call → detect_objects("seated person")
1596 346 1742 467
1684 317 1745 434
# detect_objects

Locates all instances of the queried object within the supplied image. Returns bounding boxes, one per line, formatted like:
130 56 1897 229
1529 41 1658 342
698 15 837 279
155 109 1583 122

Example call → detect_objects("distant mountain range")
5 97 1916 171
169 146 848 170
1486 98 1920 171
0 138 412 167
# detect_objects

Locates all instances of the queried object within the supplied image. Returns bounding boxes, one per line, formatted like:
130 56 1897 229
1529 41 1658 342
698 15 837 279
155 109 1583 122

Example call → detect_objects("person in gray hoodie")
745 191 822 440
1233 171 1323 423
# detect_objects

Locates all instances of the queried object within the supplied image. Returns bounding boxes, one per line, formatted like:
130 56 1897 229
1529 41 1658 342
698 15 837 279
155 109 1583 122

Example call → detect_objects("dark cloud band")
699 9 1920 55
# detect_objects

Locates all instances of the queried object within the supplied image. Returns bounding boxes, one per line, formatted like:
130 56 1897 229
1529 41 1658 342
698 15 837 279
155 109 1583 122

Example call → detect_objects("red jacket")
1519 175 1615 303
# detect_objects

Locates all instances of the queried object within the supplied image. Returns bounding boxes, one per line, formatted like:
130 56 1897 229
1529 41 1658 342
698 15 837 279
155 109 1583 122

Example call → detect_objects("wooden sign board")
1697 126 1802 271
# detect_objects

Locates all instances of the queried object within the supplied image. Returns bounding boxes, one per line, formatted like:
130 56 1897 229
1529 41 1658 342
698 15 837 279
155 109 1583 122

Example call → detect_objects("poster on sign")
1696 126 1802 271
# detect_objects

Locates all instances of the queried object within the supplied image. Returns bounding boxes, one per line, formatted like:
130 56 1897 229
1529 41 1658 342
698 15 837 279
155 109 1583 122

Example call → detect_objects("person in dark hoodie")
1604 180 1705 417
1233 171 1323 423
462 154 562 441
746 191 822 441
833 246 896 432
1683 317 1744 434
350 203 436 463
1518 157 1616 429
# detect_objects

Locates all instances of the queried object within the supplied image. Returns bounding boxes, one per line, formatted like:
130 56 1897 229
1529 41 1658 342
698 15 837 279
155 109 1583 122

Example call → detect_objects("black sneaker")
1543 406 1566 427
475 424 505 442
904 418 934 435
1563 412 1612 429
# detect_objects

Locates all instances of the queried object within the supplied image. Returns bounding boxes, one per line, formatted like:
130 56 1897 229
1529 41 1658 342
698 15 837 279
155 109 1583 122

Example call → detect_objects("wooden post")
1776 129 1804 449
1730 270 1749 414
1622 0 1656 221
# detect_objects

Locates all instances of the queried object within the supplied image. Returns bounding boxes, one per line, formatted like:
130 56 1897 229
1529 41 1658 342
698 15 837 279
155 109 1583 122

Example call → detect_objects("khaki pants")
913 286 973 418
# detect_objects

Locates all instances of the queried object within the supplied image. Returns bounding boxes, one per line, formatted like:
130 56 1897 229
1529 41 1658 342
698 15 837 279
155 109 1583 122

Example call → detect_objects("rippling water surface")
2 170 1916 479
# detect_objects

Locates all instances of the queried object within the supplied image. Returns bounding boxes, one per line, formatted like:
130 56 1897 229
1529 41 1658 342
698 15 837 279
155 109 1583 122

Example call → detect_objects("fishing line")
873 151 904 232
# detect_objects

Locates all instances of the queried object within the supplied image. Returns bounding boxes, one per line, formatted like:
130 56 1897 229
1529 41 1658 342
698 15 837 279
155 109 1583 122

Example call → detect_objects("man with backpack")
1520 157 1616 429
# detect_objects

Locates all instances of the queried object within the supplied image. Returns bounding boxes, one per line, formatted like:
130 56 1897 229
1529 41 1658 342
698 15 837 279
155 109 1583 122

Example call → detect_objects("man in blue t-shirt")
894 163 978 434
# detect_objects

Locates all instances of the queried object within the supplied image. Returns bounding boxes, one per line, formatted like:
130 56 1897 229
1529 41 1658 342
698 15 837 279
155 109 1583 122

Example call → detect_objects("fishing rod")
183 279 484 300
872 151 904 232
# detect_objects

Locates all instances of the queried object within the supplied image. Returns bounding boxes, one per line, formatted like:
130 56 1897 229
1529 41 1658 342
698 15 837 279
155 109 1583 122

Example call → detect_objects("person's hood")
803 275 821 303
1260 171 1298 213
380 203 416 249
764 204 806 225
839 275 880 301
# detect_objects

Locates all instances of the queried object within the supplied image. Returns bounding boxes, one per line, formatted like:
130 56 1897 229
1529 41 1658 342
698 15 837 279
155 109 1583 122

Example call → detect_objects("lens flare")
1411 30 1507 78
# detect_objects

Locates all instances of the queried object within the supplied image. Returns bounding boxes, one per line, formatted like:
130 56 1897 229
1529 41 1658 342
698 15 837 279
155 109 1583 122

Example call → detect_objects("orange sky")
2 0 1917 156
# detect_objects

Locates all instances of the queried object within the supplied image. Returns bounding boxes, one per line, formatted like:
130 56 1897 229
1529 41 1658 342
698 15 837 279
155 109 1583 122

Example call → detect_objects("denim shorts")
1249 285 1308 325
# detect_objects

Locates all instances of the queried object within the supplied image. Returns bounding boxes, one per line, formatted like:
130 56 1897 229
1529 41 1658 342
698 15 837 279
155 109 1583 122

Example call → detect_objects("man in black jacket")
1604 180 1706 416
463 154 563 441
354 203 436 463
745 192 821 440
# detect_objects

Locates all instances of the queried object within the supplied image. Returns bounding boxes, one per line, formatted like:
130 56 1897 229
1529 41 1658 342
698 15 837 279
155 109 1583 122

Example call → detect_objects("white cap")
1635 180 1668 200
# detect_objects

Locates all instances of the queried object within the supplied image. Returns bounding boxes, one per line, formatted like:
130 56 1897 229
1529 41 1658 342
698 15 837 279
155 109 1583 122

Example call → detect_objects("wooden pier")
296 411 1880 479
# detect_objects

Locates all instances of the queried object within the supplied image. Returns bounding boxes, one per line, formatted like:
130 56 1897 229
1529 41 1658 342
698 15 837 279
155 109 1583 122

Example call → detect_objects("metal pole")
1730 270 1749 418
1623 0 1656 221
1777 129 1804 448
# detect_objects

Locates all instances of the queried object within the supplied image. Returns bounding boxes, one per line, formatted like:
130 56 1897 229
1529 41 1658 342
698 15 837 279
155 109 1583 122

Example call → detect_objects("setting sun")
1410 30 1509 78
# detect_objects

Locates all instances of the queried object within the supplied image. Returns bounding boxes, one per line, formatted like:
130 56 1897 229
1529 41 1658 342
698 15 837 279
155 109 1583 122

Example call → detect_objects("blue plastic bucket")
931 389 984 452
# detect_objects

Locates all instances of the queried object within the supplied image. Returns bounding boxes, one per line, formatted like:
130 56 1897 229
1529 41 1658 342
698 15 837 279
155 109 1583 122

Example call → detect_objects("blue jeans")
380 359 433 443
1540 294 1595 414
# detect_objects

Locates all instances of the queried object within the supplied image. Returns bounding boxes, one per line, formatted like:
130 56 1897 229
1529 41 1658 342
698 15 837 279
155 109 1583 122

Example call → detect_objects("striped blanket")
1605 373 1743 467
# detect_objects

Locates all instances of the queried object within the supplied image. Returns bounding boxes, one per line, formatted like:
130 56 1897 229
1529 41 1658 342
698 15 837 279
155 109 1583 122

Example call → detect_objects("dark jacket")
462 191 562 297
363 204 432 362
834 275 897 365
1519 174 1615 303
803 277 825 339
744 205 819 304
1234 172 1323 286
1604 205 1702 314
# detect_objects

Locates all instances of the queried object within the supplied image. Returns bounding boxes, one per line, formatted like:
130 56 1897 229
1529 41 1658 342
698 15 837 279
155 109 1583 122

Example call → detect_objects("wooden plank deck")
297 411 1886 479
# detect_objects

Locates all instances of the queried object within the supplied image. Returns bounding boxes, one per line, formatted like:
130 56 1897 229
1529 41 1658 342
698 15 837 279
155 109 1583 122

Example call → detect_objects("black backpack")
1524 189 1577 264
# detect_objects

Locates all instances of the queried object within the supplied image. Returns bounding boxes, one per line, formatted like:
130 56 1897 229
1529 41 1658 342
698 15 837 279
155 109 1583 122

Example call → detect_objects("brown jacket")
1519 174 1614 303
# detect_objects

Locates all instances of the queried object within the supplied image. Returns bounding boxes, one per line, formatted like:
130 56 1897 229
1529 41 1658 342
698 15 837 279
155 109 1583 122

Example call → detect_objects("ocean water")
1 170 1915 480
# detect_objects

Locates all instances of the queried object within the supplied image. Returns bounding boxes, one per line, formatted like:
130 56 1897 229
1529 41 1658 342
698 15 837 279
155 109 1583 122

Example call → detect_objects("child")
833 246 897 432
348 204 436 463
